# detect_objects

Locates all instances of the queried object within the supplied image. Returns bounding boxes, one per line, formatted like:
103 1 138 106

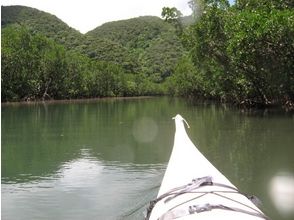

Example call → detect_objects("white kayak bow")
146 114 269 220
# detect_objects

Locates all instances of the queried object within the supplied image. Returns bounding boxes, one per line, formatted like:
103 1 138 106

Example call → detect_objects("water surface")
2 97 294 219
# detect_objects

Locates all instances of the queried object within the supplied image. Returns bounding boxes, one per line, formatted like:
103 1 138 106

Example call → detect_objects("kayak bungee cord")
171 203 269 219
146 115 270 220
145 176 269 220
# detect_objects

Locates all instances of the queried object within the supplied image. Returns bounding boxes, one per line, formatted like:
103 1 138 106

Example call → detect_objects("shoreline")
2 96 293 112
1 96 156 106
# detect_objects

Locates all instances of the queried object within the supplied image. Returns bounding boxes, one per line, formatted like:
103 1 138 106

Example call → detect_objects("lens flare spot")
132 117 158 143
269 172 294 217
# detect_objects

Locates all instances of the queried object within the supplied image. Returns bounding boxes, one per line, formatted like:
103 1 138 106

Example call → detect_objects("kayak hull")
147 115 268 220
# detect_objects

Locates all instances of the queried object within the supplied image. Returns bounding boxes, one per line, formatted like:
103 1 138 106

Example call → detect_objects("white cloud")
1 0 192 33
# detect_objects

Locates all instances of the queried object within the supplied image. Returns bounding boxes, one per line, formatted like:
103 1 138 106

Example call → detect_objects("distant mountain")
86 16 173 48
1 5 83 50
1 5 185 81
86 16 185 80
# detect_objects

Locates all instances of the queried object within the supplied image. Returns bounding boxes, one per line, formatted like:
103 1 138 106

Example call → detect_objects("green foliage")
235 0 294 10
86 16 171 47
1 26 164 101
225 8 294 103
179 0 294 106
1 5 83 50
2 3 293 107
2 6 184 83
161 7 184 35
183 0 233 99
77 36 137 73
167 56 204 97
85 16 184 79
1 6 183 101
140 32 185 82
2 26 52 101
162 7 183 21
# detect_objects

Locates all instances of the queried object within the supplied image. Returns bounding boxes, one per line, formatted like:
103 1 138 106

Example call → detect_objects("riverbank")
2 95 294 112
1 96 155 106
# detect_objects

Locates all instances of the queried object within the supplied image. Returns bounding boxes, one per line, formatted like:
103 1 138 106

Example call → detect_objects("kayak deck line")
145 176 269 220
146 114 270 220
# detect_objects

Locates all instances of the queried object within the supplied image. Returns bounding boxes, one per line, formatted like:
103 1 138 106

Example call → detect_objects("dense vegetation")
1 5 83 49
1 2 294 107
1 26 166 101
169 0 294 107
84 16 185 78
1 6 183 101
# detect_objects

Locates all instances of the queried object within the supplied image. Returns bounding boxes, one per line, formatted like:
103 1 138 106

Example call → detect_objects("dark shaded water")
2 97 294 219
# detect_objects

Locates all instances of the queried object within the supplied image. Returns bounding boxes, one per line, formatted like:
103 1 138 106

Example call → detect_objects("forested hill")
1 6 184 77
1 5 185 102
1 5 83 49
2 2 293 107
82 16 184 77
87 16 173 47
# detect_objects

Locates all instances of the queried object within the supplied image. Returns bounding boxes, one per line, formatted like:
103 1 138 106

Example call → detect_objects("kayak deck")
146 115 269 220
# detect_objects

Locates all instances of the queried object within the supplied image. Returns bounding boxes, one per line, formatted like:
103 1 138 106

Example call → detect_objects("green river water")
2 97 294 220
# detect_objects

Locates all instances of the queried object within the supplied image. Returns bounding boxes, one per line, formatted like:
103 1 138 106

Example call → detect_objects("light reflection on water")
2 149 165 220
2 98 294 220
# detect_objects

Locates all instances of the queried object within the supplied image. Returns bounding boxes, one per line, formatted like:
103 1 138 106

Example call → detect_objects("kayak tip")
173 114 190 128
172 114 183 120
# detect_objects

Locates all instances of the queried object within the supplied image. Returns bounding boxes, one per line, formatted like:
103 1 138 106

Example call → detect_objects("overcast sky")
1 0 194 33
